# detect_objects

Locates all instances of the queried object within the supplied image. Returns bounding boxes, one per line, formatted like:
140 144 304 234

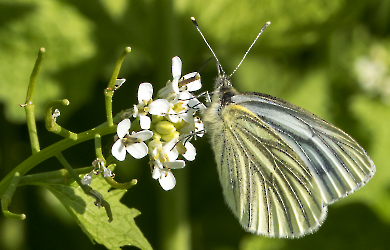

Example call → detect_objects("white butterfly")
193 18 376 238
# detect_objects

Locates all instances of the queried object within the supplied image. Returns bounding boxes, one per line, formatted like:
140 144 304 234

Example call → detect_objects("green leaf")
39 177 152 250
0 1 96 123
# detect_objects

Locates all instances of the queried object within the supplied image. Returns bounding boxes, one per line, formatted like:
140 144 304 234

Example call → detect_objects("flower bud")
161 131 180 142
155 121 176 135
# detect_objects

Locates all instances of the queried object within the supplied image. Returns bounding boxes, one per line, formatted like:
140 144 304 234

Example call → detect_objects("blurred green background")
1 0 390 249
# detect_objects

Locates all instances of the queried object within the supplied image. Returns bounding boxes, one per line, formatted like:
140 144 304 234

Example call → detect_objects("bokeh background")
1 0 390 249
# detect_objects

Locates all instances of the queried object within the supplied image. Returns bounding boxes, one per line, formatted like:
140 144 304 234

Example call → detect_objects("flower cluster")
111 56 205 190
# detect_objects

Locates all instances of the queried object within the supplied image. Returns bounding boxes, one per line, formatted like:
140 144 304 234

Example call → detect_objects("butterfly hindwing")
233 93 376 205
206 100 327 237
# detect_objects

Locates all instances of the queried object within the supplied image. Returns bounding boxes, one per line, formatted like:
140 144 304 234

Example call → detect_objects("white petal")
138 82 153 103
163 138 178 151
164 160 186 169
165 147 179 162
132 104 139 117
126 142 149 159
182 72 197 79
129 130 153 141
140 115 151 129
182 72 202 92
186 98 204 116
186 79 202 92
182 142 196 161
149 99 169 115
180 111 195 123
115 78 126 88
159 171 176 191
112 140 127 161
178 91 193 101
172 56 182 78
152 166 161 179
157 81 174 98
117 119 131 139
168 108 179 123
171 77 180 94
161 139 179 161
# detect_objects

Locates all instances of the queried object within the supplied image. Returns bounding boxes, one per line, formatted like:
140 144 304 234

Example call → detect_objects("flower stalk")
45 99 78 140
94 134 137 189
105 47 131 126
24 47 45 154
1 172 26 220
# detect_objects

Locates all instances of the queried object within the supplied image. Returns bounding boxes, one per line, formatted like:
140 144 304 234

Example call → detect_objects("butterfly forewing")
233 93 376 205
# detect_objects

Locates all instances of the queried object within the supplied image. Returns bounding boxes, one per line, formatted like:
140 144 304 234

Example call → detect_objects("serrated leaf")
39 177 152 250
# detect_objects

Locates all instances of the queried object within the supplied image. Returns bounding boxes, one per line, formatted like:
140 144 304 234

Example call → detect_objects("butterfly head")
212 62 231 89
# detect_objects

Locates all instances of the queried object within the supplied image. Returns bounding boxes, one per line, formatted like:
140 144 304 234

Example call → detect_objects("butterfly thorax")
201 75 239 135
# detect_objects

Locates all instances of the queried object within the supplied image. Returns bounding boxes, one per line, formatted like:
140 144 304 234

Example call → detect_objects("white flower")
158 56 202 99
111 57 205 191
151 158 185 191
152 165 176 191
134 83 169 129
149 138 179 163
112 119 153 161
148 138 188 191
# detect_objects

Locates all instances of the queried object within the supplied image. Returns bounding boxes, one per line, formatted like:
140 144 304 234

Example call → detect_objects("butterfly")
192 17 376 238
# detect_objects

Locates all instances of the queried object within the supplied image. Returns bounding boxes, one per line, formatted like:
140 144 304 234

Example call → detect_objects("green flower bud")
161 131 180 142
155 121 176 135
152 130 162 140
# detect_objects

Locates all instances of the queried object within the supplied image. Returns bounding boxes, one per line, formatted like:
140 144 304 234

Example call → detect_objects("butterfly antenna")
191 17 226 76
228 21 271 78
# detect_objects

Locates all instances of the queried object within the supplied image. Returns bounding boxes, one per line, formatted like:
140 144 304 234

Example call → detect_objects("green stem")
24 47 45 154
19 166 94 186
0 110 124 197
0 124 116 197
55 153 87 190
94 135 137 189
55 153 113 222
26 48 45 103
45 99 77 140
94 134 105 160
105 47 131 126
1 172 26 220
103 174 137 190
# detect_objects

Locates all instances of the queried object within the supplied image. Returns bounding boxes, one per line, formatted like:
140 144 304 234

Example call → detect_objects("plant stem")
18 166 94 186
45 99 77 140
24 47 45 154
0 124 116 197
55 153 113 222
1 172 26 220
105 47 131 126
